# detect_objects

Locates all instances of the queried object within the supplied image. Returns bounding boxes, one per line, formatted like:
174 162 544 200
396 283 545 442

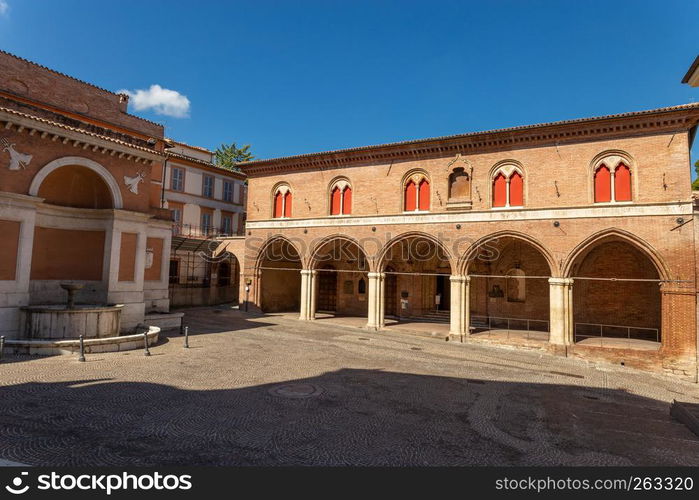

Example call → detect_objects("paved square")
1 307 698 466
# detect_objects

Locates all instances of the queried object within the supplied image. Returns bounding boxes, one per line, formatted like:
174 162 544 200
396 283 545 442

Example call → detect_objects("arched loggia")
376 233 454 329
462 233 555 342
308 236 369 322
565 231 666 347
256 237 303 313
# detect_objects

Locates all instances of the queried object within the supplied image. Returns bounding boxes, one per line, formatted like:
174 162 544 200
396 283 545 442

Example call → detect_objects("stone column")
309 270 318 320
464 276 471 336
367 272 384 330
549 278 574 346
377 272 385 328
449 275 465 338
299 269 311 321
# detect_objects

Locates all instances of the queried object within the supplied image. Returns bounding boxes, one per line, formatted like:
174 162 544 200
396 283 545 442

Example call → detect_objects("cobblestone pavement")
1 307 698 466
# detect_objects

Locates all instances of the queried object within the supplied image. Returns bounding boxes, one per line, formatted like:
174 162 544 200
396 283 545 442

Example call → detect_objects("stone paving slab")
0 307 697 466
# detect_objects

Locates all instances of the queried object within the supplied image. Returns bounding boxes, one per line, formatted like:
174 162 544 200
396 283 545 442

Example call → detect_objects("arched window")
594 165 611 202
404 173 430 212
493 173 507 207
272 185 292 218
343 186 352 214
329 179 353 215
491 164 524 208
593 155 633 204
614 163 632 201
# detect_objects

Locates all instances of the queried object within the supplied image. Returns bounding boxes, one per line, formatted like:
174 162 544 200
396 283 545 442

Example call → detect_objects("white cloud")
0 0 9 16
118 84 190 118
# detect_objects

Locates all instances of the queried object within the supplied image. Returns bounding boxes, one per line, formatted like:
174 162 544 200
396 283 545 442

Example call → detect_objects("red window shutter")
273 192 283 218
594 165 611 203
614 163 632 201
418 179 430 211
283 191 292 217
342 186 352 215
509 172 523 206
330 187 342 215
493 173 507 207
404 181 417 211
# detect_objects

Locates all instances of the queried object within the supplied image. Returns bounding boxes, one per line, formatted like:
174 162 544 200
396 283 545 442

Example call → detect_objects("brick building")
233 103 699 379
0 50 172 334
164 141 246 307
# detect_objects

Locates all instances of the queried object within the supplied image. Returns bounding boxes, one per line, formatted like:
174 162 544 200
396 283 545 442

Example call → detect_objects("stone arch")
29 156 123 209
309 234 371 271
562 228 669 281
459 231 557 276
254 235 305 272
563 228 665 344
255 235 304 313
377 231 455 272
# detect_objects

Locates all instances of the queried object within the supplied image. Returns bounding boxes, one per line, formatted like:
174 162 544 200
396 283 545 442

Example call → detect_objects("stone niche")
446 165 472 211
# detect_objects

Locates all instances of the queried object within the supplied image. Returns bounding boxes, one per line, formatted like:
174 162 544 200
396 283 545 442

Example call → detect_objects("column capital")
548 277 574 286
300 269 314 276
450 275 471 283
368 272 384 279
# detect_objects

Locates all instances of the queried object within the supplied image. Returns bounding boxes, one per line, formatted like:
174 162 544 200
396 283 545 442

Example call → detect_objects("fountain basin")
20 304 123 339
5 326 160 356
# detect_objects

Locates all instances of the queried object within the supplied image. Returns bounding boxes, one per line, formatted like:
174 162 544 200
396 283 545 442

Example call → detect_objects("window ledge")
594 201 634 206
490 205 525 211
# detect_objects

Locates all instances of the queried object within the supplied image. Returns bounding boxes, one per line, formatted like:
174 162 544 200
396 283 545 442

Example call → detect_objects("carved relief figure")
124 170 145 194
1 138 33 170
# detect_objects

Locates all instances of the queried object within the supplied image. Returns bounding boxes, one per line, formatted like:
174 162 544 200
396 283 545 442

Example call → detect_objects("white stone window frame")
272 184 292 219
490 163 524 210
591 154 634 205
402 171 430 213
329 178 352 216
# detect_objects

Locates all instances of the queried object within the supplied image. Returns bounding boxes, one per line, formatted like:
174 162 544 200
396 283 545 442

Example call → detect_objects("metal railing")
171 223 240 238
574 322 660 347
469 315 549 341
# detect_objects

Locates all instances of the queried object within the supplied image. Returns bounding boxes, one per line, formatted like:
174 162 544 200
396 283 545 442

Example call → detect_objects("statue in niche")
507 268 526 303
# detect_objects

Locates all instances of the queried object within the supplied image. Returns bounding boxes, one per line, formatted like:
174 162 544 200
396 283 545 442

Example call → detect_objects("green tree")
693 159 699 190
214 142 254 172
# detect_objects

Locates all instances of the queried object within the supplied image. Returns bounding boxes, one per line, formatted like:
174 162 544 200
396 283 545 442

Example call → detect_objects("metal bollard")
184 326 189 348
143 331 151 356
0 335 4 363
78 335 86 362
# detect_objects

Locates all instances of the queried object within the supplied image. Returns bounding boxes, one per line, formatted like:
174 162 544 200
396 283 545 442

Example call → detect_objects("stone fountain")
20 283 123 339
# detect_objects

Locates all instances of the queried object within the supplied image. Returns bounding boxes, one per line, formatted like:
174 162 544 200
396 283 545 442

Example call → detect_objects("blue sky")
0 0 697 167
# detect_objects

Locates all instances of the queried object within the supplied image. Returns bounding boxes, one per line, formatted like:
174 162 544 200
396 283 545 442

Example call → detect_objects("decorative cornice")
245 201 693 230
0 106 164 164
240 103 699 176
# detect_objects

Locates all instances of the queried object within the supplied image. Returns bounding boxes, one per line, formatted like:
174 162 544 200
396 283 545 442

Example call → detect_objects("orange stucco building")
0 50 172 335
